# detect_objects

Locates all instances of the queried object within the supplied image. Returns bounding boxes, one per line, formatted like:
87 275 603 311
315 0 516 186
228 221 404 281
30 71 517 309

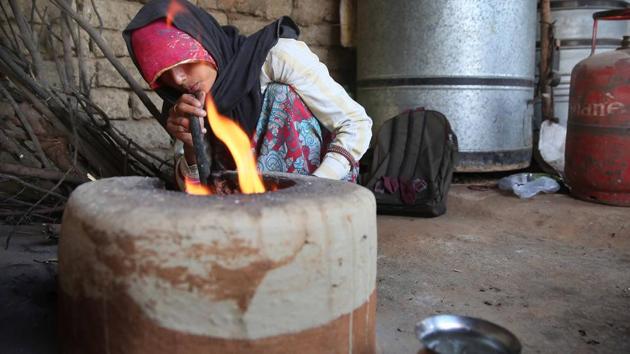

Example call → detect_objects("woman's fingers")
179 93 203 107
177 117 190 130
166 116 207 148
198 117 207 134
177 94 206 115
175 132 194 147
165 119 181 137
195 91 206 105
166 94 209 147
168 117 207 133
173 102 206 117
173 117 207 133
168 94 205 119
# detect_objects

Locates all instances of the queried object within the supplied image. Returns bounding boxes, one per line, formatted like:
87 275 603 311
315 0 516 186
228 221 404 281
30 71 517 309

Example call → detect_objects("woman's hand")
165 93 207 148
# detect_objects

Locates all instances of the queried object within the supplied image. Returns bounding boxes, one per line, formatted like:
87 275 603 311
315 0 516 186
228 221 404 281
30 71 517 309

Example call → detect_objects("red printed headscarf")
131 20 216 89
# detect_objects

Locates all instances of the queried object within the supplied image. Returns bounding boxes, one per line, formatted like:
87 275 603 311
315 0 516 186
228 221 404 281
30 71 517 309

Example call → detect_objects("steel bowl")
415 315 521 354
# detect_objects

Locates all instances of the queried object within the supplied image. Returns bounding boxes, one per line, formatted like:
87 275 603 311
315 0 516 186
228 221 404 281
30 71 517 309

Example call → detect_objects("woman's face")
158 61 217 94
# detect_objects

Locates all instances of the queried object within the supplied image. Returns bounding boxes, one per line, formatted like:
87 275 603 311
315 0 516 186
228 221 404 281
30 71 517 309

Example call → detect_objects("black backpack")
363 108 458 217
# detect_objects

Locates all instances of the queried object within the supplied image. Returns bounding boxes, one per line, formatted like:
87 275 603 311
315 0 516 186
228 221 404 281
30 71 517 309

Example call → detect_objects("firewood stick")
0 206 65 217
0 7 171 183
0 73 93 177
0 129 36 162
0 196 33 208
28 0 36 23
190 91 211 186
70 2 91 94
0 173 68 200
0 83 53 169
0 163 87 184
48 89 121 176
50 0 161 120
8 0 46 83
72 91 173 179
89 0 104 34
0 45 58 104
61 13 76 92
3 168 72 249
0 2 20 52
0 45 121 177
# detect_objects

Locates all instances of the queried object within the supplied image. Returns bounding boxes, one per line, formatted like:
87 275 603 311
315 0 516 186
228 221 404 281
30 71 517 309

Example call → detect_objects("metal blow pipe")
189 91 211 186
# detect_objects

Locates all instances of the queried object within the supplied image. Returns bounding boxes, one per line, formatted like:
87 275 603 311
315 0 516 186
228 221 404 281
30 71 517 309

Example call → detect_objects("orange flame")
205 95 266 194
184 176 213 196
165 1 185 27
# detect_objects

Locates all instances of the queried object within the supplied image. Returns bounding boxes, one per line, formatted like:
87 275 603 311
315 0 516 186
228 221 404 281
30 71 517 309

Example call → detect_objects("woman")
123 0 372 188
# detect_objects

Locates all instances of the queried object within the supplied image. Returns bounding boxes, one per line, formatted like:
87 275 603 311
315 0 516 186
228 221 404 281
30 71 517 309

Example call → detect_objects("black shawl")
123 0 299 135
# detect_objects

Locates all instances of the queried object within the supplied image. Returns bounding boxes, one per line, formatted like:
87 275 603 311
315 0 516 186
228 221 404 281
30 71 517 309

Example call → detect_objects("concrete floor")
0 225 58 354
376 185 630 354
1 185 629 353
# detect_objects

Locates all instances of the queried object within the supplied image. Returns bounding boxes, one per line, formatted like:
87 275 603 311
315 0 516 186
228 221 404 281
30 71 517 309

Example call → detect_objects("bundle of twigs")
0 0 172 236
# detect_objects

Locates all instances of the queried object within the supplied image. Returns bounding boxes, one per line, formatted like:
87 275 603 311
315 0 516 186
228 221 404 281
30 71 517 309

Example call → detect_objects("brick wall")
6 0 355 158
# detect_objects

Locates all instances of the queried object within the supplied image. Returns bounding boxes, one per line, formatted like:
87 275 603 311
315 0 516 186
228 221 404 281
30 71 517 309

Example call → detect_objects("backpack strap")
385 112 409 176
365 113 396 189
399 109 427 179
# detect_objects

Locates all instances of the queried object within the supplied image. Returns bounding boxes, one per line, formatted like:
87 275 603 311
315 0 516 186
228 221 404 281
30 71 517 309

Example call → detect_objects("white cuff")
312 152 351 180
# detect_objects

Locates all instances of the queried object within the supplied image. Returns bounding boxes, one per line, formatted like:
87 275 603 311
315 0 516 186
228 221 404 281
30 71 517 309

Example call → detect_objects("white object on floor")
538 120 567 176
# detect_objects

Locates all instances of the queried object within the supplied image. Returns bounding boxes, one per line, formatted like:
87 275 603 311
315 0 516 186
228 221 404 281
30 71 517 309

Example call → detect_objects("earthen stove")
58 173 377 353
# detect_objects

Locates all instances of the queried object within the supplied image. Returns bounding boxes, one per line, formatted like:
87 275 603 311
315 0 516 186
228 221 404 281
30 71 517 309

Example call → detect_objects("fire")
184 176 212 195
165 1 185 27
205 95 266 194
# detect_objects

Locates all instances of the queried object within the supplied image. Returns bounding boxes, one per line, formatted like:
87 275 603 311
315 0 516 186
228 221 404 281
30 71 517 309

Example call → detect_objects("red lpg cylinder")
565 9 630 206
